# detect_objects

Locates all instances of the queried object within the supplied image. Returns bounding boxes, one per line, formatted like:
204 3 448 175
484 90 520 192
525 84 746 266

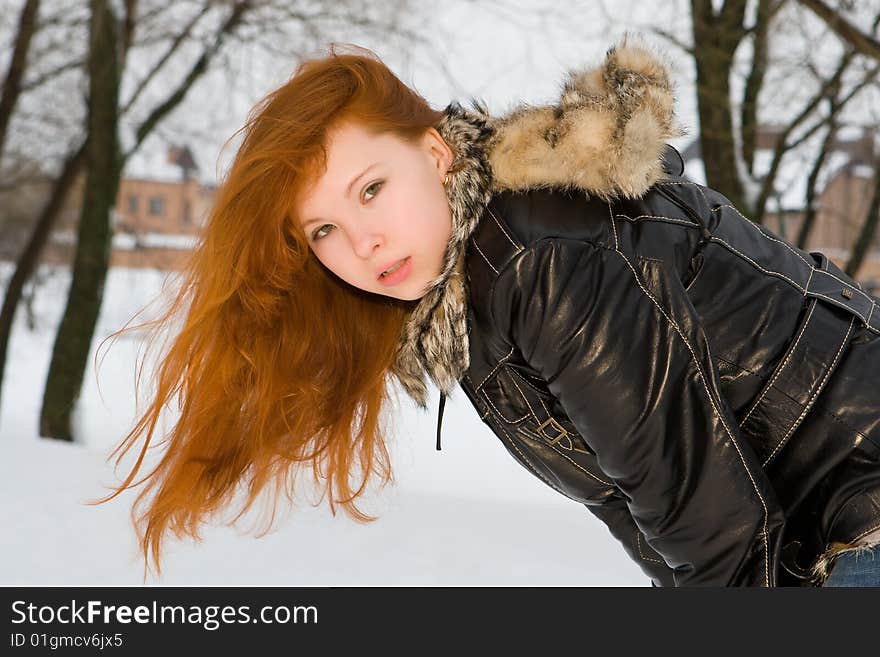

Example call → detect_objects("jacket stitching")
715 203 878 312
476 346 514 390
811 402 878 451
697 227 877 336
473 239 499 275
507 367 606 456
655 182 879 320
809 291 879 336
496 425 570 496
515 425 614 486
614 213 700 228
716 356 814 409
535 390 553 418
762 316 855 467
480 388 530 424
715 354 764 379
738 301 817 429
636 531 664 563
710 234 880 337
713 204 814 268
486 206 524 252
607 203 773 586
520 425 574 451
621 245 773 585
463 373 493 421
507 365 551 395
710 235 806 291
506 372 577 451
506 367 582 444
656 180 711 207
518 369 547 388
849 521 880 544
506 369 538 418
498 368 580 456
610 203 620 250
813 268 877 308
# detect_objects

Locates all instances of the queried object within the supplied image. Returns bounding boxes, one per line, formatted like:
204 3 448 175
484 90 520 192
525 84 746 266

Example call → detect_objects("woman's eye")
363 180 383 202
311 224 333 241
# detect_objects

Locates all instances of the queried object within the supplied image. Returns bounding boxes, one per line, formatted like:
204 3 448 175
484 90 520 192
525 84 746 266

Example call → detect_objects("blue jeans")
821 544 880 587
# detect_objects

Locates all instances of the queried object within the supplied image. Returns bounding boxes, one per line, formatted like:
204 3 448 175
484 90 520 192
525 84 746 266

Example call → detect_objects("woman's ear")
423 127 455 177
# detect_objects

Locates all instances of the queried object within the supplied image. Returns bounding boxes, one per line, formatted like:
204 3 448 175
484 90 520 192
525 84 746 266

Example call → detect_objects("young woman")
96 40 880 587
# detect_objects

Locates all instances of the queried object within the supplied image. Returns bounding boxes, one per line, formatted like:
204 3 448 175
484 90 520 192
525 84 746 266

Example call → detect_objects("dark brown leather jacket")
450 167 880 587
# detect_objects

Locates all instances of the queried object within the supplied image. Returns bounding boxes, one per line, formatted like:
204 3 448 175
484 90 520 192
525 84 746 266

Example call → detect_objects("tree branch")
125 0 253 160
797 0 880 60
120 0 212 116
741 0 771 174
0 0 42 161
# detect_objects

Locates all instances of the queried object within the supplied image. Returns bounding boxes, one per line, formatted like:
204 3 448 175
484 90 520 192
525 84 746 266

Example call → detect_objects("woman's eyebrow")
345 161 381 198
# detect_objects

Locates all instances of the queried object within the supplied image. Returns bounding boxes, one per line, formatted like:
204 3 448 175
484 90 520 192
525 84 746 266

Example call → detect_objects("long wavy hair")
91 44 448 579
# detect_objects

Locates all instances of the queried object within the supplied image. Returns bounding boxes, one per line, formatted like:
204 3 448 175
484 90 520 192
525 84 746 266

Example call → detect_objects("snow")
851 164 875 179
112 231 201 250
124 144 194 185
0 262 647 586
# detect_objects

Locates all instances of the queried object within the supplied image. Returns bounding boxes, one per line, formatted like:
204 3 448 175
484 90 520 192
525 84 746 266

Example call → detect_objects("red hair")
90 44 447 579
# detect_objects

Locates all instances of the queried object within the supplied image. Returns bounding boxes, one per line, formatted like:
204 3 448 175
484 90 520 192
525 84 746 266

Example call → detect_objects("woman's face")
297 120 455 301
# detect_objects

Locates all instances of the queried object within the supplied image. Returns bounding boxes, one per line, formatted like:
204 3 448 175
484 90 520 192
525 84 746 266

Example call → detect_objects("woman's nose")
352 229 384 260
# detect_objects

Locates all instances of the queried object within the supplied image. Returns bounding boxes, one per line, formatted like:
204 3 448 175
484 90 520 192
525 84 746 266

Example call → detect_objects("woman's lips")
377 256 412 286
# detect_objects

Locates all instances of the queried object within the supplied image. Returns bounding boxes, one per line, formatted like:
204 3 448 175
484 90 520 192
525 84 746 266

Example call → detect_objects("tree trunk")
796 120 838 250
691 0 749 214
0 143 85 424
39 0 120 441
846 169 880 278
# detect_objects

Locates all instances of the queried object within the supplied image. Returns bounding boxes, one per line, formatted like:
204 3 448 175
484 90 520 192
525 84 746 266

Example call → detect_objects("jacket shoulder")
492 187 616 247
468 187 615 280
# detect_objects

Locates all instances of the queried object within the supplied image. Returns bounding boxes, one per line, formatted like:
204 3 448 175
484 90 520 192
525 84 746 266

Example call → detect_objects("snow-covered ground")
0 262 647 586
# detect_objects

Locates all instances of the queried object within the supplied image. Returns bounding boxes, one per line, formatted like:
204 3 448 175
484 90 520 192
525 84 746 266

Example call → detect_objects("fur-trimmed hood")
390 39 683 414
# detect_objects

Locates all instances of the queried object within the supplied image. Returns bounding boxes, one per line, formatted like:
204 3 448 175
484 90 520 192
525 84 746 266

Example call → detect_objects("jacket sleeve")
585 498 677 587
492 236 787 586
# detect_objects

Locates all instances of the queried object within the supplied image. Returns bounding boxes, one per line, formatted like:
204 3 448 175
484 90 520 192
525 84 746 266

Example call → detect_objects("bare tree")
38 0 257 440
0 0 41 161
635 1 879 239
39 0 121 440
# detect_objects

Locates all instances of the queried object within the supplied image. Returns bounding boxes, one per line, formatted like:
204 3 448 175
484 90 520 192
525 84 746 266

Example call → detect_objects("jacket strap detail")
737 294 857 468
536 417 570 445
805 251 880 333
506 366 587 453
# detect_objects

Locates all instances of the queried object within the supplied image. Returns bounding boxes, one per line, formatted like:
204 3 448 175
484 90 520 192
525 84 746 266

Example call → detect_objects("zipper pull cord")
436 390 446 451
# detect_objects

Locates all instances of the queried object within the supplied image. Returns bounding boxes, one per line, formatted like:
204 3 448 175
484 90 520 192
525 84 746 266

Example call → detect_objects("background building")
18 144 217 271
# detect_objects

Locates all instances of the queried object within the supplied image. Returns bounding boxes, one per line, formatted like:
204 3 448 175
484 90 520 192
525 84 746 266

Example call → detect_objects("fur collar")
390 39 683 411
